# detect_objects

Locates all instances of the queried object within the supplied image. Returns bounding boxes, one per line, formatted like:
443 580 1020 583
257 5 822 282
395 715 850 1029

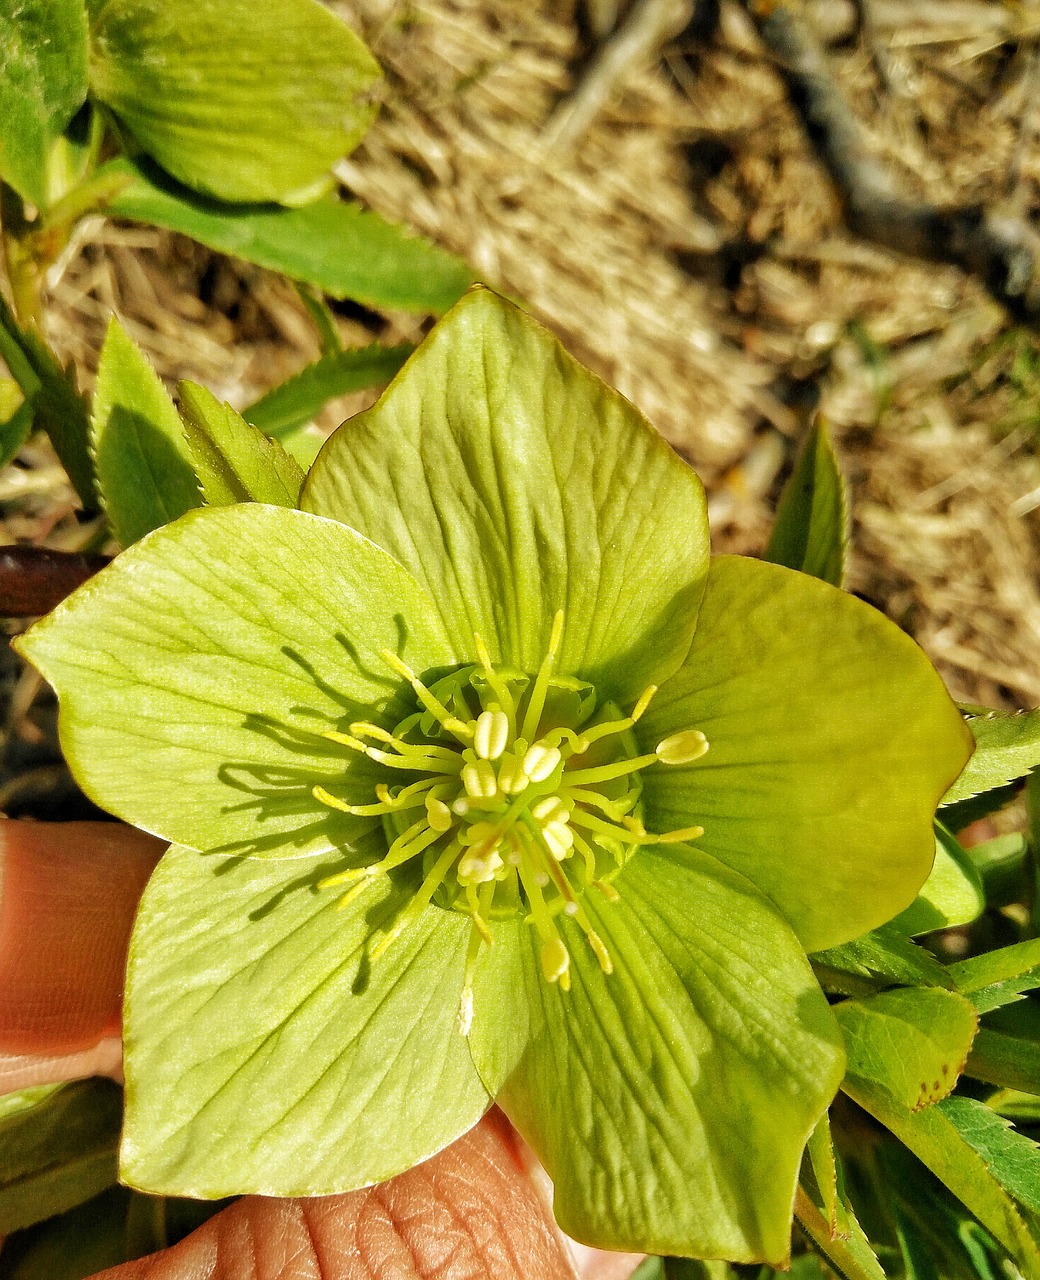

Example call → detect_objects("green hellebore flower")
15 288 972 1262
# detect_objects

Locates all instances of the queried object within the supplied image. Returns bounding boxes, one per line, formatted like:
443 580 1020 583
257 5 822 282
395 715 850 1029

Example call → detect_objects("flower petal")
302 287 709 703
14 503 458 855
639 556 974 953
468 844 845 1262
121 843 490 1196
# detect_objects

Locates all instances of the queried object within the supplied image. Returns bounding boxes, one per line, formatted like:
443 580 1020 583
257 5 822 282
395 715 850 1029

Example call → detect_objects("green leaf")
794 1186 887 1280
639 556 973 953
842 1077 1040 1278
967 833 1029 908
966 1028 1040 1095
470 844 845 1261
122 842 489 1195
803 1113 839 1233
304 287 711 707
0 0 88 208
940 1097 1040 1217
943 709 1040 806
0 1079 121 1234
0 387 33 472
91 318 202 544
242 344 413 439
85 0 379 205
0 292 94 507
177 381 303 507
835 986 979 1111
949 938 1040 1012
0 1184 135 1280
765 419 847 587
892 825 985 936
295 285 343 356
15 503 459 854
101 156 475 314
811 922 952 996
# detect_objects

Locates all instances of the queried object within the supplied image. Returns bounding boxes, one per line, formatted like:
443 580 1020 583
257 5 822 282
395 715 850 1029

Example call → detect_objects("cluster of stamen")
313 612 708 1034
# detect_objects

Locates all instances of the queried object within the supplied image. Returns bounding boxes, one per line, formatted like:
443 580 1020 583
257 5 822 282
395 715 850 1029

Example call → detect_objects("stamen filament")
370 839 461 960
379 650 474 743
563 752 660 786
520 609 564 743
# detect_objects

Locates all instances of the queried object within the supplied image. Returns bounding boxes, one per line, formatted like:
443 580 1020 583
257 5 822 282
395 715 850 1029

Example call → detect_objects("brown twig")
0 546 108 617
745 1 1040 325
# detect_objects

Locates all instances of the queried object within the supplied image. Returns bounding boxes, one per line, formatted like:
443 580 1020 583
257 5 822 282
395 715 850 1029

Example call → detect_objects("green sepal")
91 317 202 545
177 381 303 507
943 709 1040 807
765 418 847 587
13 503 458 854
470 844 844 1262
100 156 475 314
640 555 973 953
85 0 380 205
892 825 985 936
242 344 413 439
0 0 89 208
304 286 711 706
121 843 489 1196
0 1079 121 1235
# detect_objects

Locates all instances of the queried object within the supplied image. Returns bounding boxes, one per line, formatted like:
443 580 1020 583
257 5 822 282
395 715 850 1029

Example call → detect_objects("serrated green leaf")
893 825 985 936
295 284 343 357
803 1113 839 1234
91 318 201 545
931 1097 1040 1218
794 1185 887 1280
242 344 413 438
0 1079 121 1234
101 156 476 314
811 922 951 995
967 1028 1040 1095
844 1075 1040 1278
0 0 88 208
470 844 845 1261
765 420 847 587
0 292 93 507
949 938 1040 1012
835 986 979 1111
943 709 1040 806
85 0 379 205
122 843 489 1195
177 381 302 506
0 392 33 471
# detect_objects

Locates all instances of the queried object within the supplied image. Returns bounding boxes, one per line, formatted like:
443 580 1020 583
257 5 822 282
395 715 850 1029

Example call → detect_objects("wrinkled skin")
0 819 642 1280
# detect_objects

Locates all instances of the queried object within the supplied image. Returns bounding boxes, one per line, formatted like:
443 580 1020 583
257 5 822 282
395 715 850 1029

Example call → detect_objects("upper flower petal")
14 503 458 855
639 555 974 953
302 287 710 704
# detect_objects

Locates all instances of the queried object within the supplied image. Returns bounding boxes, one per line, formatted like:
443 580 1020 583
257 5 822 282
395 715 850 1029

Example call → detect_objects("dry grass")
13 0 1040 708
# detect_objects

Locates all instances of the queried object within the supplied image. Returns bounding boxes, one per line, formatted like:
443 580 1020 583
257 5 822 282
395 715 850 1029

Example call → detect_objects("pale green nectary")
14 287 974 1261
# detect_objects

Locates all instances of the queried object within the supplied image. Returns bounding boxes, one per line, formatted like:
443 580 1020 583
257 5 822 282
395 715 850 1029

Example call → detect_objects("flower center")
312 612 708 1033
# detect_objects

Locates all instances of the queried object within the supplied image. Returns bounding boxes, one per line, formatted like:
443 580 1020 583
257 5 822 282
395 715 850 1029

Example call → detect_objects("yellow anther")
458 847 504 883
497 753 529 795
630 685 659 721
531 795 568 823
656 729 709 765
542 821 575 861
593 879 621 902
312 784 357 814
462 758 499 799
321 729 366 751
426 795 453 832
523 742 562 783
474 709 509 761
587 929 613 974
379 649 472 741
541 936 571 984
655 824 705 844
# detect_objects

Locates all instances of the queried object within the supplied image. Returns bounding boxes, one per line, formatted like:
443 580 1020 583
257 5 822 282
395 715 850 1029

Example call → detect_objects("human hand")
0 818 645 1279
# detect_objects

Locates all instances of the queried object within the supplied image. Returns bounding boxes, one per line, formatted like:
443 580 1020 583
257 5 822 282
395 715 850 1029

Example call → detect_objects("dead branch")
744 1 1040 325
